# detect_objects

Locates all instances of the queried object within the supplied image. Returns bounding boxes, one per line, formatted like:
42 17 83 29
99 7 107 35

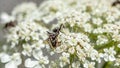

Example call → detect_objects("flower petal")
25 58 38 67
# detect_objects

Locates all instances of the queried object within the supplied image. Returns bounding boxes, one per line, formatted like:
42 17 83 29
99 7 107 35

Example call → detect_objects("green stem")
102 62 112 68
69 54 75 68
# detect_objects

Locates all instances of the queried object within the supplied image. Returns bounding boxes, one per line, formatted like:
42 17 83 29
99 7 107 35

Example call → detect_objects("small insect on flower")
46 24 63 49
4 20 17 29
112 0 120 6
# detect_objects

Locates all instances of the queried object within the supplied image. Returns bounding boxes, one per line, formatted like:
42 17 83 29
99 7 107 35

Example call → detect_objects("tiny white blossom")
96 35 108 45
83 61 95 68
68 47 75 54
22 44 32 56
0 53 11 63
92 18 103 26
0 53 22 68
102 47 116 61
59 52 70 67
117 44 120 48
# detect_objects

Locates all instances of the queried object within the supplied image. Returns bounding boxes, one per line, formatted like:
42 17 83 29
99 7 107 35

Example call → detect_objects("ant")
4 21 17 29
46 24 63 49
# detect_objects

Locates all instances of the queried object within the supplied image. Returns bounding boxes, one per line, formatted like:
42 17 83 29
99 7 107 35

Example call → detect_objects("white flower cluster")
0 0 120 68
47 29 101 68
0 53 21 68
0 2 49 68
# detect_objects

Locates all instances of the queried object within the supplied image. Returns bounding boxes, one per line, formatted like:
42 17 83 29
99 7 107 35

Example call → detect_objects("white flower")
112 33 120 42
117 44 120 48
22 44 32 56
83 23 93 33
92 18 103 26
83 61 95 68
25 57 49 68
102 47 116 61
49 61 57 68
103 24 119 34
0 53 11 63
62 52 70 58
93 27 105 34
114 58 120 66
0 53 22 68
25 50 49 68
72 61 80 68
0 12 15 24
66 36 77 46
68 47 75 54
88 49 101 63
59 52 70 67
90 50 98 60
32 40 45 49
96 35 108 45
39 0 67 23
25 58 38 68
76 45 86 62
12 2 37 15
12 2 37 22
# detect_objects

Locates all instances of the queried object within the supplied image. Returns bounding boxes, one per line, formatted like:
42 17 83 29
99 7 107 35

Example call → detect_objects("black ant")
4 21 17 29
46 24 63 49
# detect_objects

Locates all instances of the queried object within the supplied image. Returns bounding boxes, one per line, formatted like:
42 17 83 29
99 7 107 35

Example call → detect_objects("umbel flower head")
0 0 120 68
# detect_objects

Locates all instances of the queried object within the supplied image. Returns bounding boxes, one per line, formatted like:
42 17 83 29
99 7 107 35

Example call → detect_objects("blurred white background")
0 0 43 13
0 0 43 41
